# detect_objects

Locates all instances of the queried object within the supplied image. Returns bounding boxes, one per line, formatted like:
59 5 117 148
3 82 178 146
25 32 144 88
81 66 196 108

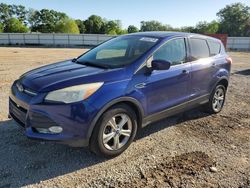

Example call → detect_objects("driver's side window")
153 38 187 66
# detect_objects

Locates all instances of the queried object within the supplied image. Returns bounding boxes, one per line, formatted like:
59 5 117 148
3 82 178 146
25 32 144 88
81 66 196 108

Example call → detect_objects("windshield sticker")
140 37 158 43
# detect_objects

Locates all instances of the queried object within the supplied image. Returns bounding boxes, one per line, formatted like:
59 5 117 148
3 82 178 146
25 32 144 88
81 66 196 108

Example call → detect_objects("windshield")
77 35 159 68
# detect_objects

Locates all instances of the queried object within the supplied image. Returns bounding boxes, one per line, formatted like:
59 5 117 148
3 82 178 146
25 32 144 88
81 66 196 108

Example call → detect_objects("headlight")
45 82 103 103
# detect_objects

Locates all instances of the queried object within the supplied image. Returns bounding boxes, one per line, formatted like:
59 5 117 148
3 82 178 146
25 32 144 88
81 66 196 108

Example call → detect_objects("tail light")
226 57 232 64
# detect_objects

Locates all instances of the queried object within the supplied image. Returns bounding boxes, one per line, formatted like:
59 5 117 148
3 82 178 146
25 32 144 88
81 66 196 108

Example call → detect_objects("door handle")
182 70 189 74
135 83 146 89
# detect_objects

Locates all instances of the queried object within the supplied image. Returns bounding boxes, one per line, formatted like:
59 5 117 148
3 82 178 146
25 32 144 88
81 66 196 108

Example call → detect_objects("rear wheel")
205 84 226 114
90 104 137 158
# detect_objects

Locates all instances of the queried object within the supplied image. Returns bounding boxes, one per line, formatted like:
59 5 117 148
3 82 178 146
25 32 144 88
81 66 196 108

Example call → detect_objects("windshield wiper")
72 58 78 62
75 60 109 69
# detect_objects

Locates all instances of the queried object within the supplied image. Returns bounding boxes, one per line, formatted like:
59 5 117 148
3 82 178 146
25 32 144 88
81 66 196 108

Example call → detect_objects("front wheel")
90 104 137 158
205 84 226 114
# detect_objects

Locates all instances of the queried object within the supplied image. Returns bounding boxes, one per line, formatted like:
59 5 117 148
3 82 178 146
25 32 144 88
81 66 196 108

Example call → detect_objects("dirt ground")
0 47 249 188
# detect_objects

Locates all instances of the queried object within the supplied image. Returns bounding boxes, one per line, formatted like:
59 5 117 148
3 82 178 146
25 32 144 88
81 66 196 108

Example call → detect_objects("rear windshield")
207 40 221 56
77 36 159 68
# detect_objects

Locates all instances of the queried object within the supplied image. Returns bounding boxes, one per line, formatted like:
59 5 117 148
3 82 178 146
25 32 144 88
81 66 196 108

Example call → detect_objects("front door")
145 38 191 116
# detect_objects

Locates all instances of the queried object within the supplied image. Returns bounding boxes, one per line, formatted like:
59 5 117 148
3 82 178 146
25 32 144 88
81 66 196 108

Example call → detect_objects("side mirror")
151 60 171 70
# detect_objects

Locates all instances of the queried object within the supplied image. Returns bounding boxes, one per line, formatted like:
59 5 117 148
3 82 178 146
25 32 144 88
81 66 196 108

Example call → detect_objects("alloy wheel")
102 113 132 151
212 87 225 112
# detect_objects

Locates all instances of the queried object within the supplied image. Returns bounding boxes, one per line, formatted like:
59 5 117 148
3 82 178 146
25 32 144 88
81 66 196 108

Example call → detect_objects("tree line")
0 2 249 36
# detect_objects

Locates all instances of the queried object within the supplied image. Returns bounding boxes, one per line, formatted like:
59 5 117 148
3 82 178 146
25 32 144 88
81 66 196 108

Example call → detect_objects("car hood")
19 60 128 92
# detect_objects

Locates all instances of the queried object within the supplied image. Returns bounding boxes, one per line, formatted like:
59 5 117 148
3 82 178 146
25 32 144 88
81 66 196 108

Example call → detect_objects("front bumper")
9 84 97 147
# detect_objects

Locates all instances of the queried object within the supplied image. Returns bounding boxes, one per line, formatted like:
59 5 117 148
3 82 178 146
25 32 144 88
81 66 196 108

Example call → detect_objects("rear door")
206 39 225 89
188 38 216 99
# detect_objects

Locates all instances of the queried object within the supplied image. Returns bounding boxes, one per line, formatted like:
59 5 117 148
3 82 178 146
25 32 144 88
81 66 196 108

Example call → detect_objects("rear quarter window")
207 40 221 56
189 38 210 60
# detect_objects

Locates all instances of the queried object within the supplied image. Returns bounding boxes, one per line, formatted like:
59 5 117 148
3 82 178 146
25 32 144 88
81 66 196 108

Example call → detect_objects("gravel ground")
0 48 249 188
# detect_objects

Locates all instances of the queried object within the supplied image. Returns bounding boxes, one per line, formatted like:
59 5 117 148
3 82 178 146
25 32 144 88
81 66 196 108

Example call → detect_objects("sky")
1 0 250 29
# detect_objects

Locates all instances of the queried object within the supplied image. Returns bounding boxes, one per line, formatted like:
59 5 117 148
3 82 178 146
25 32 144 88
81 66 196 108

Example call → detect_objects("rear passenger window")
153 38 186 66
207 40 221 56
190 38 210 60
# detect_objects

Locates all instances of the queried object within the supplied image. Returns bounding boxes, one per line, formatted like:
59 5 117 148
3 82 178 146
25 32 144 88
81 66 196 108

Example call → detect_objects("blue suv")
9 32 231 157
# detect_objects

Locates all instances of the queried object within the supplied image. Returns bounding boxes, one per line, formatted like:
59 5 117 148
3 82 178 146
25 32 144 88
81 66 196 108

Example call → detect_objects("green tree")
0 23 3 32
0 3 28 25
75 19 86 33
217 3 250 36
194 21 219 34
104 20 123 35
140 21 172 31
4 18 29 33
12 5 27 24
105 20 117 34
127 25 139 33
84 15 105 34
55 18 80 34
116 29 128 35
27 8 38 29
0 3 14 24
206 21 220 34
29 9 68 33
180 26 196 33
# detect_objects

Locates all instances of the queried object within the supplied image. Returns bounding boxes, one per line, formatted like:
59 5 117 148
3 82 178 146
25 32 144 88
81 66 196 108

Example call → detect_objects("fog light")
48 126 63 134
35 126 63 134
36 128 51 134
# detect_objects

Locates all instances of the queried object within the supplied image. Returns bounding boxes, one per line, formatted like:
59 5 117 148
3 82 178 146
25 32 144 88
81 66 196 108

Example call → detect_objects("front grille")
9 98 27 127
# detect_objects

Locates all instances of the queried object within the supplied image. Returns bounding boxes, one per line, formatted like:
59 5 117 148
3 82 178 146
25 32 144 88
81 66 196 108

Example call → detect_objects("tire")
90 104 138 158
205 84 226 114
